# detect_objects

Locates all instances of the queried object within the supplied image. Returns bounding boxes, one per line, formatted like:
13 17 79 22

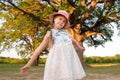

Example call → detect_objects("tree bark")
76 42 91 68
32 55 39 66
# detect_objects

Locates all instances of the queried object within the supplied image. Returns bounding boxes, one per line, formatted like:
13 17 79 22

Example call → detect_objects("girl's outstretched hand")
20 65 30 74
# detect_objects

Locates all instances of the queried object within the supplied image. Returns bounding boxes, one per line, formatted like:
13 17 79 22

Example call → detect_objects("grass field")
0 63 120 80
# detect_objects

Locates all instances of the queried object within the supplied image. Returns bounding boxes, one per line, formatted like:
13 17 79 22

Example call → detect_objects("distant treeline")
0 57 28 64
0 57 46 64
84 54 120 64
0 54 120 64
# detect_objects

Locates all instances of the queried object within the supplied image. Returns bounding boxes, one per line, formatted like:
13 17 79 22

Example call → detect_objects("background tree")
0 0 52 65
0 0 120 66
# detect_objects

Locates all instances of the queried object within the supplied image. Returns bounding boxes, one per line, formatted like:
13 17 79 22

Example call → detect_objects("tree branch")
79 0 99 25
81 0 88 7
104 0 116 7
91 17 120 31
90 0 99 9
108 17 120 22
67 0 76 8
6 1 40 21
21 35 33 49
42 0 57 11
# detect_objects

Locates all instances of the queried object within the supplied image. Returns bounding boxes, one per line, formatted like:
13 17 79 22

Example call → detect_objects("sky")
84 27 120 57
0 20 120 58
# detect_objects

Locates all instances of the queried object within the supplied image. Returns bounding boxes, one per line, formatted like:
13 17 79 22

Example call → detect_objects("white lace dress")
43 29 86 80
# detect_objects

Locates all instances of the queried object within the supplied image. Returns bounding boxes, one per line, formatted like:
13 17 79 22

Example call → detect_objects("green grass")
0 63 45 80
0 63 120 80
85 63 120 74
82 63 120 80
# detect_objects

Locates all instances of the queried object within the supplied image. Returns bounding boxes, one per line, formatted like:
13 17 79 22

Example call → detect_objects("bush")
84 54 120 64
39 58 47 64
0 57 28 64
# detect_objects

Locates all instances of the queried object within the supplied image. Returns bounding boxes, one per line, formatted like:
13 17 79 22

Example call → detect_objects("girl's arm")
71 38 85 52
20 31 51 73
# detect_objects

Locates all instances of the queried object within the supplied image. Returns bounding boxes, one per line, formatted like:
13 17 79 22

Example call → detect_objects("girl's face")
53 15 66 30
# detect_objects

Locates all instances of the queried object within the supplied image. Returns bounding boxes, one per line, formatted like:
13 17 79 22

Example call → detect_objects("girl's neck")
53 27 63 31
53 24 65 30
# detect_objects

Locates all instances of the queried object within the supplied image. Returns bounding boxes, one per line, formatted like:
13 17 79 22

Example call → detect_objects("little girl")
20 10 86 80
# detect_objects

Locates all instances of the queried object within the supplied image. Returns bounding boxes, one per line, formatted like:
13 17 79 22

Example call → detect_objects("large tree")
0 0 120 66
0 0 52 65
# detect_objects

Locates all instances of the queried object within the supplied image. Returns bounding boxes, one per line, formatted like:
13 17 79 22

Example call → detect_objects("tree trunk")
32 55 39 66
76 42 91 68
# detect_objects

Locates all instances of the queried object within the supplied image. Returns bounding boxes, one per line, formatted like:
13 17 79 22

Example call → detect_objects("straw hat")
50 10 70 28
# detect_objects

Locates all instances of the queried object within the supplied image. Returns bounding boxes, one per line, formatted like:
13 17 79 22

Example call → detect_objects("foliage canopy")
0 0 120 58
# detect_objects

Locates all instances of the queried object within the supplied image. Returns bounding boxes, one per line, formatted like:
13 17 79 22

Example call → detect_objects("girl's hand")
72 38 85 52
20 65 30 74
